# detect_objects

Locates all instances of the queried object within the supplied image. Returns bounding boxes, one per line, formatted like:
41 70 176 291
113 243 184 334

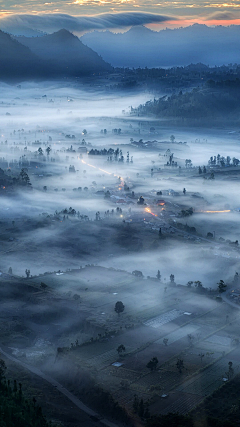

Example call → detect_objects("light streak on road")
145 207 158 217
197 210 231 213
81 159 121 177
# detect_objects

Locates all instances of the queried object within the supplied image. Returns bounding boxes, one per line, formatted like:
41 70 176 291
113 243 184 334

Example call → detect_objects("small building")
156 199 165 206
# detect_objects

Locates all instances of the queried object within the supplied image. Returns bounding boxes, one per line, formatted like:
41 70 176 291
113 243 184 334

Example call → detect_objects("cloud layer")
205 11 240 20
0 12 175 35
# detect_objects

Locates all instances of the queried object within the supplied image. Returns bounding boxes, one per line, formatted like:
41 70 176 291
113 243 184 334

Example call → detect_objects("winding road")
0 345 118 427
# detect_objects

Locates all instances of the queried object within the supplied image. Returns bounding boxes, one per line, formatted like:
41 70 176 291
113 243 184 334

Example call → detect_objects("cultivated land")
1 81 240 425
0 266 240 425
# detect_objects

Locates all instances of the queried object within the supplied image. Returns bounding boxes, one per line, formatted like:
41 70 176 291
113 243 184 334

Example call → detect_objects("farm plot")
204 334 232 346
112 389 136 407
86 349 120 368
176 356 240 397
156 324 200 345
159 392 204 415
132 369 180 391
143 309 184 329
176 371 223 396
106 367 141 382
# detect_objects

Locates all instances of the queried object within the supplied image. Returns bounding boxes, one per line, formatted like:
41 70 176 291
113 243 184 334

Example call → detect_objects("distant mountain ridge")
0 30 43 79
81 24 240 68
0 29 112 81
16 29 112 76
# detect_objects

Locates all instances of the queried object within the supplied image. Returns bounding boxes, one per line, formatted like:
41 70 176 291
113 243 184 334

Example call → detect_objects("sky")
0 0 240 32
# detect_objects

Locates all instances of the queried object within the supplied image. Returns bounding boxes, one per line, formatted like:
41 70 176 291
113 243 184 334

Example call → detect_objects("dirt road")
0 345 118 427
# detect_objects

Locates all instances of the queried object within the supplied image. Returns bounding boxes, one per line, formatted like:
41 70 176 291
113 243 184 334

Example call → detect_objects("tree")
138 398 144 418
46 146 51 156
8 267 12 274
146 357 158 371
115 301 125 316
137 196 145 205
176 359 184 373
38 147 43 156
187 281 193 288
226 361 234 380
188 334 195 347
233 272 239 285
25 269 30 279
144 404 150 419
194 280 203 289
170 135 175 143
0 359 6 381
217 279 227 294
82 129 87 135
19 169 31 186
207 232 213 238
117 344 126 355
210 172 215 180
170 274 175 283
185 159 192 168
156 270 161 280
133 394 139 413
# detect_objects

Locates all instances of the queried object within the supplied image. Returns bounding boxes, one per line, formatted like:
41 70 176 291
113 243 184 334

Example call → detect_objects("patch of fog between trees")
100 243 238 288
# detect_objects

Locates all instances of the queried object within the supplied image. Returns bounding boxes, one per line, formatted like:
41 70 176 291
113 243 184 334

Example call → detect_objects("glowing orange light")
144 207 157 216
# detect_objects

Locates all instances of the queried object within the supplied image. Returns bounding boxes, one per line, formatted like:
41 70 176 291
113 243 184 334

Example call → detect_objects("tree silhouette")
117 344 126 355
176 359 184 373
146 357 159 371
0 359 6 381
217 279 227 294
115 301 125 316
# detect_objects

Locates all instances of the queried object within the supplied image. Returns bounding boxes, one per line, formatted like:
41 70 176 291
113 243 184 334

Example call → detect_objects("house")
156 199 165 206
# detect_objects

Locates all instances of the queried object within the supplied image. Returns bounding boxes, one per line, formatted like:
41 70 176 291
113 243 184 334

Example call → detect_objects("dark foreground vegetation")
0 361 51 427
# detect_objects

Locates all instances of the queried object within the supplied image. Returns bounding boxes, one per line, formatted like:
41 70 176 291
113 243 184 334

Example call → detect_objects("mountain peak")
47 28 76 41
126 25 154 35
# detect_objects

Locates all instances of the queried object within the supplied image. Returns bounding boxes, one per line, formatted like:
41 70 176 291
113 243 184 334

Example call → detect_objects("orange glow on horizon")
148 18 240 30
